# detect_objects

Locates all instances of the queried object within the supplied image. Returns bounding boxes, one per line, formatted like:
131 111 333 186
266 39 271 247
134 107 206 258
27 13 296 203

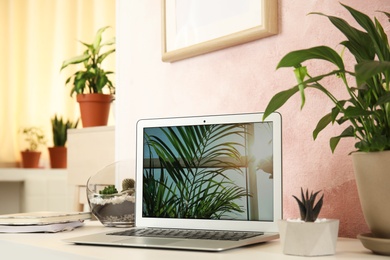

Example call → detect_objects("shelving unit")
67 126 115 211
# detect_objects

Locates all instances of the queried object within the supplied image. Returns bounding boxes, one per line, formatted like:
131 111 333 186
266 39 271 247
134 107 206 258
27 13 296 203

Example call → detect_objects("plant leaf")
277 46 345 71
60 54 90 70
313 113 332 140
330 125 355 153
263 86 299 120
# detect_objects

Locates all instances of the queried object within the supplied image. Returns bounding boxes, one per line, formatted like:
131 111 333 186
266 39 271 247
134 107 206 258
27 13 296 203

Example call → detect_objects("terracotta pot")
21 151 41 168
352 151 390 239
77 93 112 127
48 146 67 168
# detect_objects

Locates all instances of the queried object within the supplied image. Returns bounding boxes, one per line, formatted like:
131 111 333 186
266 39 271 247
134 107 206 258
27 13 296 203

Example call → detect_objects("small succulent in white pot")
278 188 339 256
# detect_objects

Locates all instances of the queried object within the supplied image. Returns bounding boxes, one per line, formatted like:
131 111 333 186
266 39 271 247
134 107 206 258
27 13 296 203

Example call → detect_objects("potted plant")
60 26 115 127
19 127 46 168
263 3 390 254
278 188 339 256
48 115 79 168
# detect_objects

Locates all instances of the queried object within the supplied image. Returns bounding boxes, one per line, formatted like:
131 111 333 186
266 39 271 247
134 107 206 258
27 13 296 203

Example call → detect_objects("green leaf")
60 54 90 70
342 3 390 61
277 46 345 71
294 66 308 109
313 113 332 140
311 12 375 61
93 26 111 50
355 60 390 87
330 126 355 153
263 86 299 120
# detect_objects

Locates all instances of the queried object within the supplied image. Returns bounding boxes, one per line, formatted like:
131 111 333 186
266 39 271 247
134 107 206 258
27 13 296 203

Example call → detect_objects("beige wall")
115 0 388 237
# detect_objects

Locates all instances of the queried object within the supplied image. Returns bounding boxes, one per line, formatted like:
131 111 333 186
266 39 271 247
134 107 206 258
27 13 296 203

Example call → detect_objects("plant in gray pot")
278 188 339 256
60 26 115 128
263 3 390 255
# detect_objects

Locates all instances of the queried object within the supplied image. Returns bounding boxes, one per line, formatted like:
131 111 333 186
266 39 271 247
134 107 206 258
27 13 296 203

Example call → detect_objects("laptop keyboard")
108 228 264 241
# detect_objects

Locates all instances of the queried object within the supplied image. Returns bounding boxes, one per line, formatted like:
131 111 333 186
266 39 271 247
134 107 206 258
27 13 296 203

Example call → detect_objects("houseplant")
278 188 339 256
60 26 115 127
19 127 46 168
48 115 79 168
262 3 390 254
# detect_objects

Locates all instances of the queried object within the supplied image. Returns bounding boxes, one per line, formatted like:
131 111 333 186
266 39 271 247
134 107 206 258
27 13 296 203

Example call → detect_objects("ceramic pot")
21 151 41 168
77 93 112 127
278 219 339 256
352 151 390 239
48 146 67 168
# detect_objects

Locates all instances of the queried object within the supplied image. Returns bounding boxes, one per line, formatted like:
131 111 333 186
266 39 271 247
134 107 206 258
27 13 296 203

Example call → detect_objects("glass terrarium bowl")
87 161 135 227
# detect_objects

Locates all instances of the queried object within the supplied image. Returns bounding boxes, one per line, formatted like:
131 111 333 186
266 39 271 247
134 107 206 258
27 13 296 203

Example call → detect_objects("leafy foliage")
51 115 79 146
293 188 324 222
20 127 46 151
99 185 118 195
60 26 115 97
143 124 250 219
263 4 390 153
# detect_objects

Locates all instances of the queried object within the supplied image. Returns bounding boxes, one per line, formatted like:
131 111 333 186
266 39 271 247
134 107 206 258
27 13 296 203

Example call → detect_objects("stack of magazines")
0 211 91 233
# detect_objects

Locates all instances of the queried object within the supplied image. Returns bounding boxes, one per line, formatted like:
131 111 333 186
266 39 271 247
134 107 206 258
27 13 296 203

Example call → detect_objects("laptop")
65 112 282 251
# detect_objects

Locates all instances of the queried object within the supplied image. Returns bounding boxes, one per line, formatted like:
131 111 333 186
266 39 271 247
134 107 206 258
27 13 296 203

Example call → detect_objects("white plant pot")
278 219 339 256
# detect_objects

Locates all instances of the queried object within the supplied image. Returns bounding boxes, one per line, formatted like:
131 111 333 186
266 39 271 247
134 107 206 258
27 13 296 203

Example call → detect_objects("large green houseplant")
48 115 79 168
61 26 115 127
262 3 390 254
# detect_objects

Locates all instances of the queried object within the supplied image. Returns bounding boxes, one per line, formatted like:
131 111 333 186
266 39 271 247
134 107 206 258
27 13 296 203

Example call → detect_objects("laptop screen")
136 113 282 232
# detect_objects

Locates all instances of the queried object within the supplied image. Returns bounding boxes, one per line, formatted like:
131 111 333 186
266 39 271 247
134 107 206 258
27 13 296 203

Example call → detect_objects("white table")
0 221 385 260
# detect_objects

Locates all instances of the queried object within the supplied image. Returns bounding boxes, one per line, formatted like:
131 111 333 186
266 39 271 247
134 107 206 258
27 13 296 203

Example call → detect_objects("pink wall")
116 0 388 237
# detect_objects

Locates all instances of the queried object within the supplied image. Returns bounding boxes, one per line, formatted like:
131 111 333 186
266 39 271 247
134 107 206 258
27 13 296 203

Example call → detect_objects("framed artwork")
161 0 278 62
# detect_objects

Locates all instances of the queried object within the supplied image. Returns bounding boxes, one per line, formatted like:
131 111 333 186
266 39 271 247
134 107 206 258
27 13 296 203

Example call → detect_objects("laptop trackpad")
117 237 182 247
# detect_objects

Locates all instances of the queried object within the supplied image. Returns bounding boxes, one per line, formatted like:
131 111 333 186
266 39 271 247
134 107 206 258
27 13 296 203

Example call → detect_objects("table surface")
0 220 386 260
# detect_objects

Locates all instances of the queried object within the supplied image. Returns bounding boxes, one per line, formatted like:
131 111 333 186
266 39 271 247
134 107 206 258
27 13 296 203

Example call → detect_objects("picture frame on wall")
161 0 278 62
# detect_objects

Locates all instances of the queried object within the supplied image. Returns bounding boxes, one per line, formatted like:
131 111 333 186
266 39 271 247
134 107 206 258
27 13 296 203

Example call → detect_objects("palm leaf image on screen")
143 124 250 219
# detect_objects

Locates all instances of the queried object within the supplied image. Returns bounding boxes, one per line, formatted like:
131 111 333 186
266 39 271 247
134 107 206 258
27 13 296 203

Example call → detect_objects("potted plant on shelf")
19 127 46 168
48 115 79 168
263 3 390 255
60 26 115 128
278 188 339 256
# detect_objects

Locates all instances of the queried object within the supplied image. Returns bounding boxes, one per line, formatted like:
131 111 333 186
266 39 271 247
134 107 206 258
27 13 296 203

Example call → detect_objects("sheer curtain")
0 0 116 167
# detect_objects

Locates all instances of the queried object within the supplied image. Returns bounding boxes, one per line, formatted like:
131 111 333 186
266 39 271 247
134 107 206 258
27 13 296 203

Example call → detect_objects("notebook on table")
65 112 283 251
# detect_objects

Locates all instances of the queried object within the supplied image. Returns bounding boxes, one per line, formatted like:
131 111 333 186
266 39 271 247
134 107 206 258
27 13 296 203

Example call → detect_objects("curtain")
0 0 116 167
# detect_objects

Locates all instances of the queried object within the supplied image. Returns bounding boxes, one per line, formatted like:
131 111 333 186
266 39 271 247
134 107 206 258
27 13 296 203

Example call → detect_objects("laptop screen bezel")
135 112 282 232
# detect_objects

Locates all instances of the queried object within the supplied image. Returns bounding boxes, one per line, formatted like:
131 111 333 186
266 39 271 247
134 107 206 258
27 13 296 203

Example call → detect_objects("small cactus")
122 178 135 195
122 178 135 191
293 188 324 222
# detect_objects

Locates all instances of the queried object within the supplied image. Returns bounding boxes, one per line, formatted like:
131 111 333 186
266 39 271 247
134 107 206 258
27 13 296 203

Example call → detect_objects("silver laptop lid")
135 112 282 233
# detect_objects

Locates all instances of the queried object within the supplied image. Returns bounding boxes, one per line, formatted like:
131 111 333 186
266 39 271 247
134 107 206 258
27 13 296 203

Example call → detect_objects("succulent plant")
293 188 324 222
51 114 79 146
99 185 118 195
98 179 135 196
